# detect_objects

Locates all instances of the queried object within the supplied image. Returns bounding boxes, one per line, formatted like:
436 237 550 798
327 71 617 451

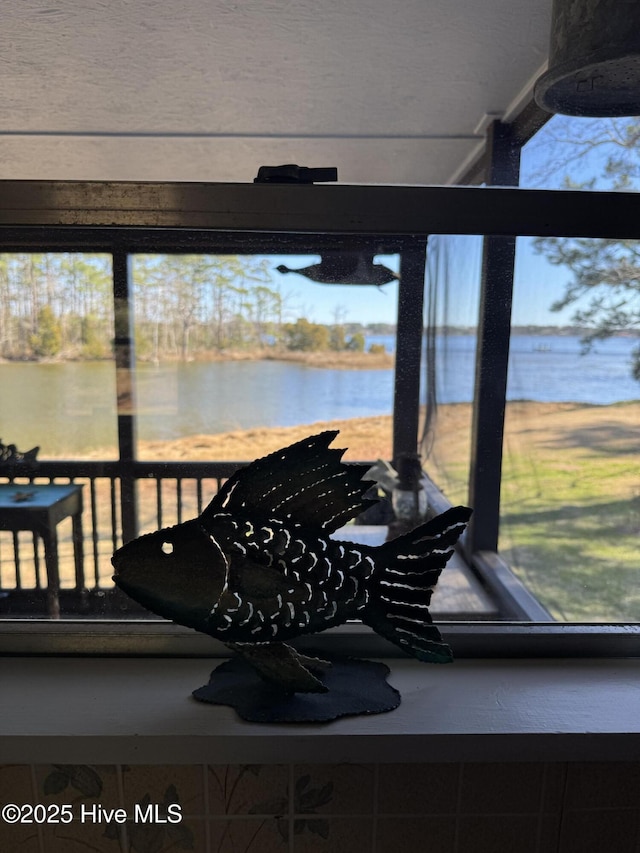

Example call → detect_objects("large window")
0 228 410 622
129 252 399 539
493 116 640 621
500 236 640 621
0 179 637 656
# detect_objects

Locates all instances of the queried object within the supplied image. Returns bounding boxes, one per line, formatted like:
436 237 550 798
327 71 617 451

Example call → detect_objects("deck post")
392 240 427 466
466 120 521 555
113 251 139 544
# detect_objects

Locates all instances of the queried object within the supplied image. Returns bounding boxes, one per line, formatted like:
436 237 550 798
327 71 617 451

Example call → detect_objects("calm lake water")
1 334 638 456
437 333 640 406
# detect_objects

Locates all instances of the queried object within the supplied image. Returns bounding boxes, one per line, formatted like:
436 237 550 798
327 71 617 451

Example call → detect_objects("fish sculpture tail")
363 506 471 664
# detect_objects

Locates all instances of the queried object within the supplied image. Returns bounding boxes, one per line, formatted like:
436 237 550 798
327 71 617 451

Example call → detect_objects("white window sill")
2 656 640 764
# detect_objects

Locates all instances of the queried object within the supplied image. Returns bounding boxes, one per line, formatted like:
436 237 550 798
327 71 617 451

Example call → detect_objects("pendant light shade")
535 0 640 116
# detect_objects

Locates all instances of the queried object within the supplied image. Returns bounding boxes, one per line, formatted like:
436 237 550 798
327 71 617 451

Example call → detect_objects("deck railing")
0 459 377 617
0 460 233 615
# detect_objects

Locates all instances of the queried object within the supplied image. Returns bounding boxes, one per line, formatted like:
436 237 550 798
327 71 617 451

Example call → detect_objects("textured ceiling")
0 1 553 184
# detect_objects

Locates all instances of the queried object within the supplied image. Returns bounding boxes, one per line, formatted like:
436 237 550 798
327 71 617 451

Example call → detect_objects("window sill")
2 656 640 764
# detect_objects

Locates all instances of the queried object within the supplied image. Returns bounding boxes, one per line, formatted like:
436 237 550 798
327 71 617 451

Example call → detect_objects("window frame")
1 179 639 658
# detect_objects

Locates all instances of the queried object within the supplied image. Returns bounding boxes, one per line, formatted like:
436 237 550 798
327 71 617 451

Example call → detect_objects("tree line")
0 253 369 361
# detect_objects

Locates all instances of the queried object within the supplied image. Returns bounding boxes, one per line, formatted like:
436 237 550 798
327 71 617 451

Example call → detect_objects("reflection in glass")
420 235 482 507
0 253 118 612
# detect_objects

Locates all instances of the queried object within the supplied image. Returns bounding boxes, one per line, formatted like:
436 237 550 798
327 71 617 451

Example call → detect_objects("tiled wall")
1 762 639 852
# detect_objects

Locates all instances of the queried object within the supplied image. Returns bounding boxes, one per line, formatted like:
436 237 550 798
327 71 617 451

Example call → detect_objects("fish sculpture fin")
364 505 472 663
204 430 377 533
228 641 330 693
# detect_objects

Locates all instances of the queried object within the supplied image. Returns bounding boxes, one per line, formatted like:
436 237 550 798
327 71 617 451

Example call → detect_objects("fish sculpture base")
192 654 401 723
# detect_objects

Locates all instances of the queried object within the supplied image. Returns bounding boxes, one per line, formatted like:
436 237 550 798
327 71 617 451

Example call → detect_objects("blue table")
0 484 84 618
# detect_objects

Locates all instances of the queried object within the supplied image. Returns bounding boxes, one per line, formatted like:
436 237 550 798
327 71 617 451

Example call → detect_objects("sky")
264 240 584 330
425 233 591 330
513 115 639 327
262 115 639 328
267 240 583 330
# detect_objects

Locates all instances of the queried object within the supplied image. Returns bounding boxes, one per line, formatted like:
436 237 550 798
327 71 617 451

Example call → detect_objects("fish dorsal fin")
203 430 376 532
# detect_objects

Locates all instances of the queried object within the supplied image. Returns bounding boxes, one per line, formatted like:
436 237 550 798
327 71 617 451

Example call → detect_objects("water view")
437 333 640 405
0 334 637 457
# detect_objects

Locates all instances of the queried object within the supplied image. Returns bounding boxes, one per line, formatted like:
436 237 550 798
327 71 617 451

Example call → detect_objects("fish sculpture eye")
161 542 174 555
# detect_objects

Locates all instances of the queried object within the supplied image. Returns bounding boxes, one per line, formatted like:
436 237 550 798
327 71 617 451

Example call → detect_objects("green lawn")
429 401 640 621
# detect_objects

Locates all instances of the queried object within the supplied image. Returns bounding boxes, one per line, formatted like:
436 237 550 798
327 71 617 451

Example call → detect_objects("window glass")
500 235 640 621
131 253 398 468
130 252 400 533
521 114 640 192
0 253 116 457
0 247 404 623
0 253 117 614
496 116 640 621
0 182 636 649
420 235 482 507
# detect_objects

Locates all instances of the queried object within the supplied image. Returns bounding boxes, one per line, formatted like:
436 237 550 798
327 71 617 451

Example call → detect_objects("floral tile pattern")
1 761 640 852
293 764 374 815
209 818 287 853
122 765 204 816
36 765 120 809
292 817 372 853
208 765 288 816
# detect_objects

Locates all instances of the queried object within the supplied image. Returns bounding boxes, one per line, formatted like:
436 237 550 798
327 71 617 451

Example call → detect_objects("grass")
427 400 640 621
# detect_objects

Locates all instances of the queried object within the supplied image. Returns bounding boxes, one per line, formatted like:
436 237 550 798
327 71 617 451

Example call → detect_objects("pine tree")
530 116 640 380
30 305 62 358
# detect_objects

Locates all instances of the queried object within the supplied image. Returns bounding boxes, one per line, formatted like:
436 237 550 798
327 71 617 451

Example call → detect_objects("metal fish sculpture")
112 431 471 693
276 251 399 287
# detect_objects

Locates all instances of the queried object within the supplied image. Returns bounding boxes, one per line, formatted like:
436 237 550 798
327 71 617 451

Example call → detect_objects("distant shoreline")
0 347 394 371
2 327 638 366
171 348 395 370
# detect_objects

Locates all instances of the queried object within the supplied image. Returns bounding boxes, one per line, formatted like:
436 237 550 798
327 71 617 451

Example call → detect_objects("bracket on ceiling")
254 164 338 184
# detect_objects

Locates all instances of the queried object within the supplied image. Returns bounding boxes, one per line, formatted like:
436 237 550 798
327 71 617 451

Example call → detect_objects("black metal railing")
0 459 380 617
0 460 231 615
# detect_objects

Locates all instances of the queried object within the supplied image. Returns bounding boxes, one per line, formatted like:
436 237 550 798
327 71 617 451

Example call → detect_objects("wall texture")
1 762 639 852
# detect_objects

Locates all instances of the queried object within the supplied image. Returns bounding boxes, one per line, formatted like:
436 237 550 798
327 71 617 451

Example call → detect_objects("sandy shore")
59 398 640 467
137 414 396 462
134 397 640 519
